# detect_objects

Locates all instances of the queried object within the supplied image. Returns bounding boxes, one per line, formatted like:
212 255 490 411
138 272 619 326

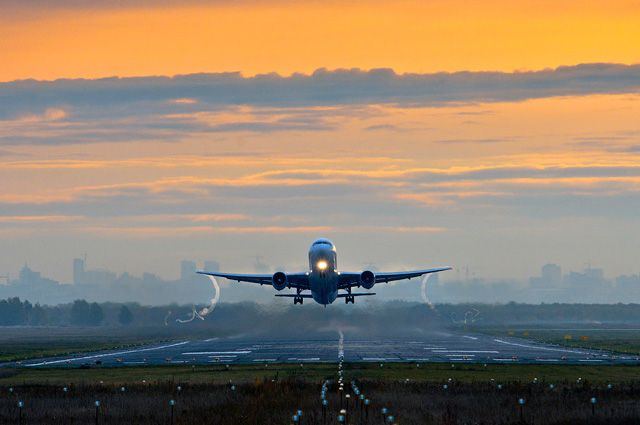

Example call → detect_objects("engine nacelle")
360 270 375 289
272 272 287 291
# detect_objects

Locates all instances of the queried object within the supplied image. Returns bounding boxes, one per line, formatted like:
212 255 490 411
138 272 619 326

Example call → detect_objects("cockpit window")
312 239 333 247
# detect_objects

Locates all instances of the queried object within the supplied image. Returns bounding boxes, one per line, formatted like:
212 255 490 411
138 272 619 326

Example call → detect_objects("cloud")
434 138 513 145
2 64 640 146
1 163 639 229
2 63 640 117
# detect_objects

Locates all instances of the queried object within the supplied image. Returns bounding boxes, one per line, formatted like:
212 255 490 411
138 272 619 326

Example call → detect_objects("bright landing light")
317 260 328 271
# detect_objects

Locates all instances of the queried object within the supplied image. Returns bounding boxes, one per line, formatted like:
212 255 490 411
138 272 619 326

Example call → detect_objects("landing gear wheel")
294 296 304 305
345 295 355 304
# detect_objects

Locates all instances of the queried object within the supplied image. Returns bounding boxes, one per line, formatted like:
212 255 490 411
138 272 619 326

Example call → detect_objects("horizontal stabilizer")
337 293 376 297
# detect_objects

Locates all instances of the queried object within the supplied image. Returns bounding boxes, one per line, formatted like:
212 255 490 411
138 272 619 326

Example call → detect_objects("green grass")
481 327 640 356
2 363 639 386
0 326 225 362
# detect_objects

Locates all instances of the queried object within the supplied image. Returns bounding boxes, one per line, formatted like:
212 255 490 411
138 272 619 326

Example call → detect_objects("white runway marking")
207 355 237 358
25 341 190 367
252 358 277 362
493 358 517 362
579 359 603 362
287 357 321 361
493 339 591 355
432 350 499 354
182 351 251 355
462 336 479 340
537 359 560 362
362 357 400 361
444 354 475 357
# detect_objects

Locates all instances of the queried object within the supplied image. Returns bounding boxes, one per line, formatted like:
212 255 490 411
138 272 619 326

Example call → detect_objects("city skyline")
2 256 639 306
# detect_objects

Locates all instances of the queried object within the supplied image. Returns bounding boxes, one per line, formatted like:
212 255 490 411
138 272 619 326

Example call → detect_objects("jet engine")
360 270 375 289
272 272 287 291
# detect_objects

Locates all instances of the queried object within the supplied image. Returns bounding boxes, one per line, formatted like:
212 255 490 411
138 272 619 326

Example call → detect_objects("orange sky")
2 1 640 283
1 0 640 81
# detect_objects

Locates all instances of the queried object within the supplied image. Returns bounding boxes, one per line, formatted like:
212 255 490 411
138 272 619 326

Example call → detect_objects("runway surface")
11 329 640 368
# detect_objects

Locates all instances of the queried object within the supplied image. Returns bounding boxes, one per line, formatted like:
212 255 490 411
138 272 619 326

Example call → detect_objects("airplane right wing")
337 267 452 289
196 271 310 289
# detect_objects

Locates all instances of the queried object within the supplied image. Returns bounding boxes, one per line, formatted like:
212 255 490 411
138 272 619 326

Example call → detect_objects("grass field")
482 327 640 356
2 363 640 386
2 366 640 424
0 326 223 362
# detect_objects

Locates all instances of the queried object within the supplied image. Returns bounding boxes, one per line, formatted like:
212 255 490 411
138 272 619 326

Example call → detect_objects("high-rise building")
180 260 197 281
541 264 562 286
204 260 220 272
73 258 85 285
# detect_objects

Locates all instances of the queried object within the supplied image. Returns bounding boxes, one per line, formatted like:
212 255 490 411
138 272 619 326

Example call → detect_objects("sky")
0 0 639 284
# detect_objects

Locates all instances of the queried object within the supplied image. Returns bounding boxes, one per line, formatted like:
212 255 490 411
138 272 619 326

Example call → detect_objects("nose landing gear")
345 295 355 304
294 296 304 305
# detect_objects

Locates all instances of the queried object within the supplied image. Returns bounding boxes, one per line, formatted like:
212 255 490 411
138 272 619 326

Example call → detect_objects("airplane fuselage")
307 238 339 305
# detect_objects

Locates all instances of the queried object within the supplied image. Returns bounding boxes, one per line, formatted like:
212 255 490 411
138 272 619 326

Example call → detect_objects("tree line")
0 298 133 326
2 297 640 329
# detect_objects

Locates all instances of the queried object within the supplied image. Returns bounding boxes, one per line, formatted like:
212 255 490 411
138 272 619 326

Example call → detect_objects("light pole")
17 401 24 425
94 400 100 425
169 399 175 425
518 398 525 422
381 407 388 424
590 397 597 416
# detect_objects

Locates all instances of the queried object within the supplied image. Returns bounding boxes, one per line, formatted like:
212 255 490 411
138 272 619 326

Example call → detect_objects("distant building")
541 264 562 286
584 267 604 281
530 264 562 288
19 264 42 285
72 258 116 285
143 272 160 283
180 260 197 281
73 258 85 285
204 260 220 272
16 264 58 287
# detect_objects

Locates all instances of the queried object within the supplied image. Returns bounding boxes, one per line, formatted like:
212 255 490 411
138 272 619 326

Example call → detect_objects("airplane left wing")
196 271 310 289
338 267 452 288
373 267 452 283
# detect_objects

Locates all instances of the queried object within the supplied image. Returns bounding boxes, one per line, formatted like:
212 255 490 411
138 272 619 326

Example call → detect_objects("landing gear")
294 296 304 305
345 295 355 304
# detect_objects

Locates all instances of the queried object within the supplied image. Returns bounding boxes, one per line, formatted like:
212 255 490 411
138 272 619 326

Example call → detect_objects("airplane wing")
196 271 310 289
338 267 452 288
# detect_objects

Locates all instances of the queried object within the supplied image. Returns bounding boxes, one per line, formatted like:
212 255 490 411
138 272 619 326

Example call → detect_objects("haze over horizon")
1 1 639 286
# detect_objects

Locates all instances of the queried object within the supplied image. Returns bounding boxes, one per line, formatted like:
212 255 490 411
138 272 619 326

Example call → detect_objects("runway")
12 329 640 368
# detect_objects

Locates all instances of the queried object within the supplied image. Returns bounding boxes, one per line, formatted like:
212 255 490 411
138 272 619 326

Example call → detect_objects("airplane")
197 238 452 306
